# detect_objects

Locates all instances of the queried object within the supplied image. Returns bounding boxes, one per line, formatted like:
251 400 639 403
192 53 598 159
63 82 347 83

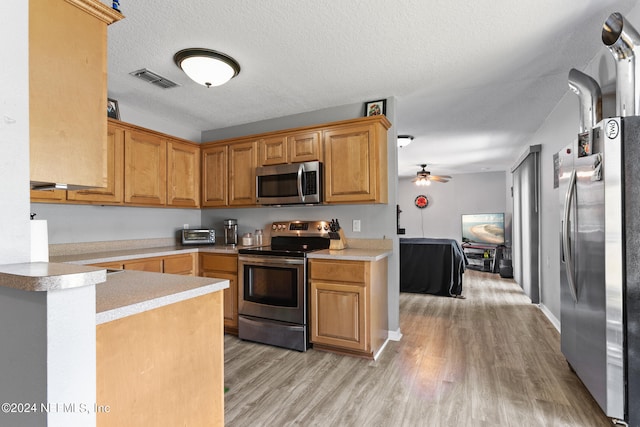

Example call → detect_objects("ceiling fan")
412 164 451 186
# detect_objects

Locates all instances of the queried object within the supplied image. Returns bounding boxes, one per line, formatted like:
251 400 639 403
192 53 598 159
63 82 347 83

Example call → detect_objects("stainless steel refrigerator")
557 116 640 426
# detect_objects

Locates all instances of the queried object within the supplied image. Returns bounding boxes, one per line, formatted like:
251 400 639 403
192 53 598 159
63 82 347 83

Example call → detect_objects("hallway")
224 270 610 426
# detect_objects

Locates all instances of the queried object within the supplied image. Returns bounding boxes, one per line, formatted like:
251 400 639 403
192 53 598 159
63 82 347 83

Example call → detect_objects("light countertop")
96 270 229 324
308 248 392 261
0 262 106 292
50 244 246 265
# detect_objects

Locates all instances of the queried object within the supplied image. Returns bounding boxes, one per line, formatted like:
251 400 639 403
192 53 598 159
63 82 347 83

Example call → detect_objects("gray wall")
397 171 507 241
31 204 201 244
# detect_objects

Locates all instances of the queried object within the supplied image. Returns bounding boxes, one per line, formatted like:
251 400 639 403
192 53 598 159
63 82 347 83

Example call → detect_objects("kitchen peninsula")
0 262 228 427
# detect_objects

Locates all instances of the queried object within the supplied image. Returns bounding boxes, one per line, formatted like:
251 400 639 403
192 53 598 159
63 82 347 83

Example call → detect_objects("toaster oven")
181 229 216 245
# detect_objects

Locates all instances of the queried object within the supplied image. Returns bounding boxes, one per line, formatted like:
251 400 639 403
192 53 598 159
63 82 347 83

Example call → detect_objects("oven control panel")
270 220 330 237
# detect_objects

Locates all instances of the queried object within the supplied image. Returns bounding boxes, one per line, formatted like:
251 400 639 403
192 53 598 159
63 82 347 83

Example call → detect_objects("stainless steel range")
237 220 331 351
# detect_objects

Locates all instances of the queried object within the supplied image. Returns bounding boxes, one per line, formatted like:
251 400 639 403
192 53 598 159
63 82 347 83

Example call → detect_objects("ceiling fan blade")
430 176 450 182
435 175 452 179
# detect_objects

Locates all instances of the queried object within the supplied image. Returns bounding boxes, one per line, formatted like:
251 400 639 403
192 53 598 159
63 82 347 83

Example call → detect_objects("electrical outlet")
183 224 189 229
353 219 361 232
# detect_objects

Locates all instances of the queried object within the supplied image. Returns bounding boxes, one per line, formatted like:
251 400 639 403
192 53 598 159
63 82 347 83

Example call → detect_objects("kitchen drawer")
199 253 237 273
164 253 194 275
124 257 163 273
310 259 366 284
92 261 125 270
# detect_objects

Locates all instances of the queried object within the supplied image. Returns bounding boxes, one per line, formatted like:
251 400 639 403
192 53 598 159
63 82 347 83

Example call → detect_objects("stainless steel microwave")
256 161 322 205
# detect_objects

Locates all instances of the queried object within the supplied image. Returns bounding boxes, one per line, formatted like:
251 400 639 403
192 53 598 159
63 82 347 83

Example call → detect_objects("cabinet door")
310 280 367 352
124 130 167 206
30 189 67 203
201 145 228 207
123 257 163 273
228 141 257 206
163 253 195 275
258 135 288 166
67 122 124 203
288 131 322 163
92 261 125 270
167 140 200 208
323 123 387 203
29 0 115 188
203 271 238 332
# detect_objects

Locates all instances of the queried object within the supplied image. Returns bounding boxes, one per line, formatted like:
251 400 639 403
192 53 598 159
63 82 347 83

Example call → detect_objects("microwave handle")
297 163 305 203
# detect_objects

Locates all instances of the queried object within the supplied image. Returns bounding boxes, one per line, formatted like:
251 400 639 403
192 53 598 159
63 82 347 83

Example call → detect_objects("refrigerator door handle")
562 169 578 303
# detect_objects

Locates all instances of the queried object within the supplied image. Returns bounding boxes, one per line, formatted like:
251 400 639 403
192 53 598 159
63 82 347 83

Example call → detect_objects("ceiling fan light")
397 135 414 148
174 48 240 88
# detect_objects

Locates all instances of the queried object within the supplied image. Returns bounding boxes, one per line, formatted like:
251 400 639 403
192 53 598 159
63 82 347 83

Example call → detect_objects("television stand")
462 243 501 273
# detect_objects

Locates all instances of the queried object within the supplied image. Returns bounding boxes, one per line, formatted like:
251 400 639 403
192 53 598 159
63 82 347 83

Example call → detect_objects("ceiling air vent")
129 68 179 89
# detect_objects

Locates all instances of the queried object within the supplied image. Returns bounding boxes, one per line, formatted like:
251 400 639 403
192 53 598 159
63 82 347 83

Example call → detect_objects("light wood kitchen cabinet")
229 141 257 206
323 117 390 204
124 130 167 206
199 253 239 334
258 135 288 166
97 291 223 427
201 145 228 207
309 257 388 358
30 189 67 203
201 140 256 208
288 131 322 163
92 253 196 276
29 0 122 189
167 139 200 208
258 131 322 166
123 257 163 273
163 253 197 275
67 121 125 203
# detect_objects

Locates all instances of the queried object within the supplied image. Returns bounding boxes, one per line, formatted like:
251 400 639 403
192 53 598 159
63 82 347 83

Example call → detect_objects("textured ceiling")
105 0 638 177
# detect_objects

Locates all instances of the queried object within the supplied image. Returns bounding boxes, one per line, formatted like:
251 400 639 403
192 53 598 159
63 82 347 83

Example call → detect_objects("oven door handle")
238 255 305 266
297 163 305 203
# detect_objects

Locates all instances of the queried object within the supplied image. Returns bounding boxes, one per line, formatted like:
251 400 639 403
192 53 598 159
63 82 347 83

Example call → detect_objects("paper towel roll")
30 219 49 262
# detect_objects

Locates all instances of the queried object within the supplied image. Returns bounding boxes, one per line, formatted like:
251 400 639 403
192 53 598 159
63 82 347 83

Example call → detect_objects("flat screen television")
461 213 505 245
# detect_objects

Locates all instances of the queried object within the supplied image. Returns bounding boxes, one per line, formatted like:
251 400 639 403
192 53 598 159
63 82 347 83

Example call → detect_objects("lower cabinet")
309 258 388 358
92 253 196 276
199 253 239 334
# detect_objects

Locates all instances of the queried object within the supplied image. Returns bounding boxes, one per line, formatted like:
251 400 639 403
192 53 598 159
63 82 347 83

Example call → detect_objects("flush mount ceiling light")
412 164 452 186
397 135 414 148
173 48 240 88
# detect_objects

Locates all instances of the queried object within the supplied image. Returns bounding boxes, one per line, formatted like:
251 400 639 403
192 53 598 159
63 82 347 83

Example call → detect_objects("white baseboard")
388 328 403 341
538 303 560 332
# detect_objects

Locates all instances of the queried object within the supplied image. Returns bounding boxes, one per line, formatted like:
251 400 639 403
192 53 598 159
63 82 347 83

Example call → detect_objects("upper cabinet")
37 120 201 208
67 122 125 203
202 115 390 208
201 145 228 207
323 117 390 204
29 0 122 189
167 139 200 208
202 139 257 208
124 129 167 206
229 141 257 206
257 131 322 166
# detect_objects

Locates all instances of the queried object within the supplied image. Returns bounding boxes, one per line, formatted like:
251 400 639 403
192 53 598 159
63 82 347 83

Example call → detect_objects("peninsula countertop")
96 269 229 324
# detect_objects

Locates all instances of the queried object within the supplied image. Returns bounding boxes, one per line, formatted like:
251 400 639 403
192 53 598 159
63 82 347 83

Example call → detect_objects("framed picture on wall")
364 99 386 117
107 98 120 120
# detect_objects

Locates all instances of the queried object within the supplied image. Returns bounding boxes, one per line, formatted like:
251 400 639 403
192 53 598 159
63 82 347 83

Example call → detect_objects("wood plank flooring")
224 270 612 426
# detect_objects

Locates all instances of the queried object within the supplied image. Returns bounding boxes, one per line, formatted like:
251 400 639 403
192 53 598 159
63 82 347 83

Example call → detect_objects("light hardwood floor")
224 270 611 426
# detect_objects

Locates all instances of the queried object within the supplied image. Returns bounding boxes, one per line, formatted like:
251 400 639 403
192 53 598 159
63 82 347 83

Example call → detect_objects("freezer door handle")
562 168 578 303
